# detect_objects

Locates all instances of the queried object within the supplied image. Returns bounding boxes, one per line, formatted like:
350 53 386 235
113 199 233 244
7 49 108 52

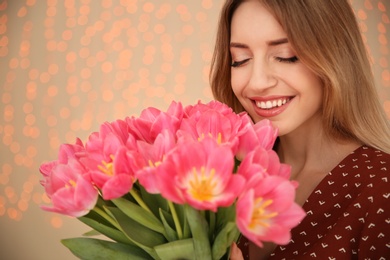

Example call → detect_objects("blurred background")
0 0 389 259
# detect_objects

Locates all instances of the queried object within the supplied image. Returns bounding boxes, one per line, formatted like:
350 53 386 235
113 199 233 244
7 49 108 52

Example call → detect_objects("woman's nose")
247 61 277 91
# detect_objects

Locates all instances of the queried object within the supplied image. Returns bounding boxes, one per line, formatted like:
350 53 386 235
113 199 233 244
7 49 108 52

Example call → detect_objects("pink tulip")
81 120 139 200
237 147 291 182
89 147 140 200
83 120 135 164
183 100 234 117
57 138 86 163
236 176 305 247
135 130 177 193
178 102 250 155
40 158 98 217
236 119 278 160
158 137 245 212
126 101 183 143
100 119 130 144
40 138 86 195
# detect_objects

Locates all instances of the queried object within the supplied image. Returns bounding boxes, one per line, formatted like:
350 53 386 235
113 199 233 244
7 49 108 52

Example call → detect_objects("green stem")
168 201 183 239
92 207 120 230
208 210 216 241
129 189 153 214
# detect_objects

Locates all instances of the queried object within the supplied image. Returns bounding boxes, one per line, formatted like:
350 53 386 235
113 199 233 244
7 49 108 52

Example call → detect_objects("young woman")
210 0 390 259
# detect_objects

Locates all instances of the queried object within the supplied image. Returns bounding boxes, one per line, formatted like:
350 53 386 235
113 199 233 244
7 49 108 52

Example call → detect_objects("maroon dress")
238 145 390 259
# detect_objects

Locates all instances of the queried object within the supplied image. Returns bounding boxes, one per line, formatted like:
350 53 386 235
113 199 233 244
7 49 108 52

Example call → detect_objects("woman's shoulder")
342 146 388 205
345 145 389 173
324 145 388 204
352 144 389 156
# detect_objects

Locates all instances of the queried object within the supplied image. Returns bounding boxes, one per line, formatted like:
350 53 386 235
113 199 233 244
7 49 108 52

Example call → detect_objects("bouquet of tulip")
39 100 305 260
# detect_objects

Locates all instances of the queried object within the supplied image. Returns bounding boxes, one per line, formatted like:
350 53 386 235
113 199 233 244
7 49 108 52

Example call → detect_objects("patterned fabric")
238 145 390 259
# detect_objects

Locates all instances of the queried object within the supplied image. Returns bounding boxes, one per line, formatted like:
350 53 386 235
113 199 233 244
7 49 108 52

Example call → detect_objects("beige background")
0 0 389 259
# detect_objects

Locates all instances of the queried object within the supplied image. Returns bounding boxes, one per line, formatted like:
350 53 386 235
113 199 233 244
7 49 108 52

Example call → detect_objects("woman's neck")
276 127 361 181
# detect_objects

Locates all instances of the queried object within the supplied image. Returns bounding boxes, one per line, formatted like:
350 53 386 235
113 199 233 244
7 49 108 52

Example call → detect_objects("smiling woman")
229 1 324 135
210 0 390 259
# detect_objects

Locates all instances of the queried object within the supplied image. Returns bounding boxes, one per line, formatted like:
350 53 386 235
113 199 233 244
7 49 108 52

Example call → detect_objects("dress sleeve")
237 235 250 260
358 173 390 258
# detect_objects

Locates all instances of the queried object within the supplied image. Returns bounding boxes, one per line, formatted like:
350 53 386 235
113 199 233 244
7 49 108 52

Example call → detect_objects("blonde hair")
210 0 390 153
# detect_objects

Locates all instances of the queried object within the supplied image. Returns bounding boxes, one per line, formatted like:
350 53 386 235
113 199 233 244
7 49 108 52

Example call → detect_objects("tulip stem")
93 207 120 230
208 211 216 240
168 201 183 239
129 189 153 214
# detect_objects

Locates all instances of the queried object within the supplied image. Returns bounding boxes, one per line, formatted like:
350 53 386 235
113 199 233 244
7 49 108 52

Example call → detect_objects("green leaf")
82 209 116 229
211 222 240 260
159 208 178 241
215 205 236 231
172 203 191 239
106 206 167 259
154 238 195 260
112 197 165 234
140 185 169 217
182 212 191 239
78 216 133 245
227 226 241 245
185 205 212 260
61 237 152 260
207 211 216 241
82 229 101 237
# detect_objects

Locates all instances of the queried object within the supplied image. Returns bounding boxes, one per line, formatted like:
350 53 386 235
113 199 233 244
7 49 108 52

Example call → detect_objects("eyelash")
231 56 298 67
275 56 298 63
231 58 251 68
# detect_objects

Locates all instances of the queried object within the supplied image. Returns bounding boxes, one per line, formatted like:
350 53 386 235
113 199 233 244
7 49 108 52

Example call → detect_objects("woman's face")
230 0 323 136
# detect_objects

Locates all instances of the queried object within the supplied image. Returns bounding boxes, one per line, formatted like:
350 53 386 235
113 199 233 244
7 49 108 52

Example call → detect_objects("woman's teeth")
256 98 289 109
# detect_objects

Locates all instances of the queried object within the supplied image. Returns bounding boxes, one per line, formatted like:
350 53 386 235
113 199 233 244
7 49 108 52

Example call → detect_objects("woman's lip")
251 96 293 118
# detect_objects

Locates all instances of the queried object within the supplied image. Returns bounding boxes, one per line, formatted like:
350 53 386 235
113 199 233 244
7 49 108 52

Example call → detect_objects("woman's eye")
231 58 251 67
275 56 298 63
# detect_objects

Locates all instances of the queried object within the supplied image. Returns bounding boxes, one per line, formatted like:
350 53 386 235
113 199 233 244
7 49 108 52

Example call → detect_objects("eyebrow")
230 38 289 48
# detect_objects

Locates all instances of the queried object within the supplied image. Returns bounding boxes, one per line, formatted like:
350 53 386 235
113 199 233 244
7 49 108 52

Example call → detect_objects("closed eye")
231 58 251 67
275 56 298 63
